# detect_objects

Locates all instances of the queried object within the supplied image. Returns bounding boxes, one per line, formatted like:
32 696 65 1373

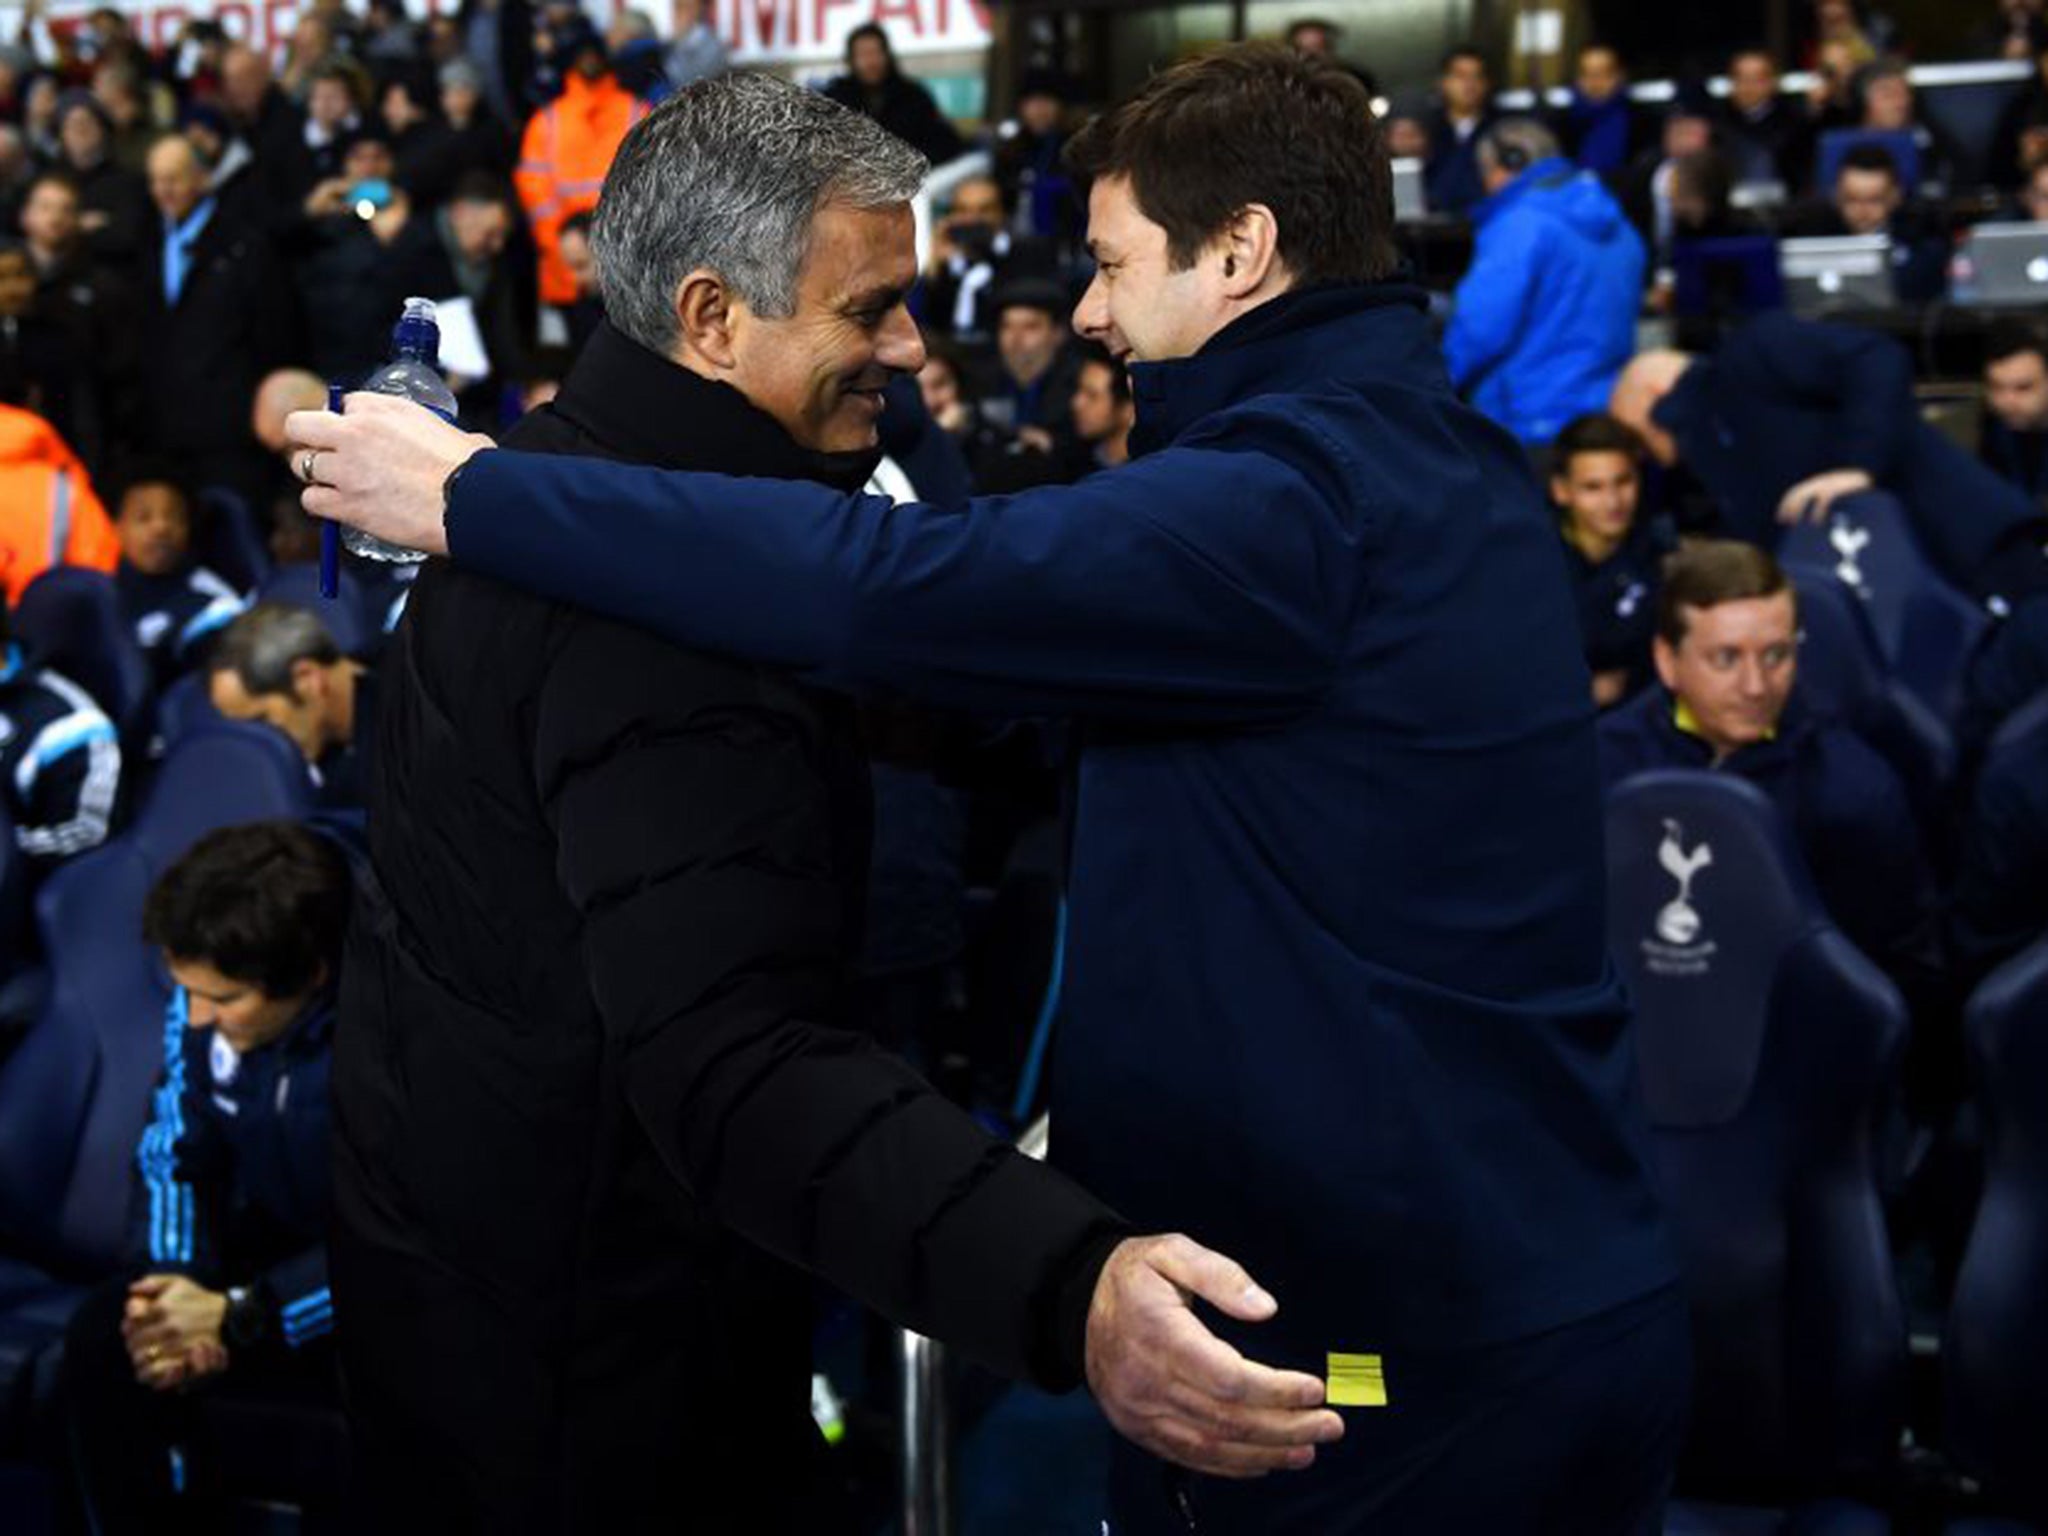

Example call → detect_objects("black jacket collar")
548 321 881 490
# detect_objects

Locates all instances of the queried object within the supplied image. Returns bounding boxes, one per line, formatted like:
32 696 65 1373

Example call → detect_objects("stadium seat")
253 566 373 659
0 722 312 1462
195 486 273 596
1780 492 1990 724
153 670 222 753
1606 771 1908 1516
11 567 155 761
1943 934 2048 1529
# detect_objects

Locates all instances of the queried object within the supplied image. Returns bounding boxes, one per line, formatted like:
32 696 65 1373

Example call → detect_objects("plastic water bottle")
346 297 459 563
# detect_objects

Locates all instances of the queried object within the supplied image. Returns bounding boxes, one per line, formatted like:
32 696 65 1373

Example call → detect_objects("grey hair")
209 603 342 698
591 71 927 353
1477 117 1561 175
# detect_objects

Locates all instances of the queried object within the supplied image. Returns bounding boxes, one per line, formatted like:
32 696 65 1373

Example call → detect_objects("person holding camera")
920 173 1056 343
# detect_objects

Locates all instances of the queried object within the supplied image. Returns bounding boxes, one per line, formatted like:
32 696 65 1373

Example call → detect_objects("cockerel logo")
1829 518 1872 596
1655 819 1714 946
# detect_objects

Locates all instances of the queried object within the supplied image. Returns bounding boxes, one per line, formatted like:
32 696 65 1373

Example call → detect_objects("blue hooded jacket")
440 285 1678 1361
1445 157 1647 445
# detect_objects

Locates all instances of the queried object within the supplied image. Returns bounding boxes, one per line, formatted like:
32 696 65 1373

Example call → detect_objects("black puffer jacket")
332 322 1124 1532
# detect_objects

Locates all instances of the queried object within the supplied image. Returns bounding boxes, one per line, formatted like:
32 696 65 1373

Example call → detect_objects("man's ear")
288 657 326 705
1219 203 1281 299
674 268 739 370
1652 636 1680 693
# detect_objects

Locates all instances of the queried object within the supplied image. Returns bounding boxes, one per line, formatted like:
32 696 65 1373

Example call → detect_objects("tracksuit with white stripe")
0 643 120 869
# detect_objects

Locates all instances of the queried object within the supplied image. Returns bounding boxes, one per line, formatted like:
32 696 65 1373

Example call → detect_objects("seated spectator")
1782 143 1949 305
1949 690 2048 982
1992 35 2048 189
1852 57 1962 194
976 279 1081 442
1423 46 1497 215
215 45 309 233
1805 37 1868 139
252 370 329 467
920 174 1056 342
0 240 99 472
1716 48 1815 189
21 172 142 457
1968 0 2048 60
1981 322 2048 502
992 68 1078 250
822 23 963 167
362 0 423 62
664 0 730 90
1608 315 2048 603
54 91 151 273
1551 413 1669 707
109 462 245 690
392 58 514 214
553 207 604 354
206 604 372 813
0 399 118 605
376 70 443 192
0 591 121 869
1597 539 1936 977
279 9 340 103
91 55 156 174
1384 113 1430 161
387 172 532 425
293 131 423 383
1621 97 1717 266
23 74 59 165
285 61 369 207
1445 119 1647 446
63 820 350 1535
1551 44 1657 182
1069 345 1135 474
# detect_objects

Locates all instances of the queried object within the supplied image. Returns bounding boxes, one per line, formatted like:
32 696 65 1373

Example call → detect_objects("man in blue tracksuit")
1444 118 1647 446
293 46 1687 1531
63 820 351 1533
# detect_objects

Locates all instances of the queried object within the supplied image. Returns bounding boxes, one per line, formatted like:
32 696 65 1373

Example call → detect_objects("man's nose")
1073 274 1109 342
877 302 926 375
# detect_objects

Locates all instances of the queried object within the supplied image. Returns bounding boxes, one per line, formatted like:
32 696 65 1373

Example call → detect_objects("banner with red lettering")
714 0 991 64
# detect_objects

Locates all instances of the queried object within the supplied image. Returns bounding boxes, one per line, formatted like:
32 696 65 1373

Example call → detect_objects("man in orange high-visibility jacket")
516 18 651 308
0 403 118 607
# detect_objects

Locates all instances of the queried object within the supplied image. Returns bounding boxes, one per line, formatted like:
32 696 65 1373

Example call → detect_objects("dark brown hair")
1066 43 1397 286
144 821 351 999
1550 413 1644 481
1656 539 1794 647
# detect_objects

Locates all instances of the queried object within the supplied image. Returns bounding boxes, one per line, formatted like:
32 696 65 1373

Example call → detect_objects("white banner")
712 0 990 65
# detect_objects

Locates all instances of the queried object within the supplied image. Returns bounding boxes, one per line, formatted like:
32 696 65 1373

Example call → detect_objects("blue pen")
320 383 342 598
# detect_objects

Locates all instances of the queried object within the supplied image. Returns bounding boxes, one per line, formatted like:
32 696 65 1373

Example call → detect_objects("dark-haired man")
1783 141 1948 304
1424 45 1497 214
1552 412 1668 706
1070 344 1135 472
822 21 962 167
298 45 1687 1531
63 820 351 1534
206 604 370 813
1981 321 2048 502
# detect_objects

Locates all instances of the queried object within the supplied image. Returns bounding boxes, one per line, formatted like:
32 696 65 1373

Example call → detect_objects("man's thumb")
1156 1237 1279 1323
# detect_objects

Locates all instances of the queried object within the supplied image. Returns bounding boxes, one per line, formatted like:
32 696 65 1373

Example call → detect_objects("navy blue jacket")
1979 417 2048 504
1560 516 1671 690
129 986 335 1350
1446 158 1648 445
1597 687 1937 979
1950 699 2048 984
1654 314 2047 597
440 285 1676 1359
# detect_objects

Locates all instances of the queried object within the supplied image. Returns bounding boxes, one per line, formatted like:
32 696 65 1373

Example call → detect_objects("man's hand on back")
1087 1235 1344 1479
1776 468 1874 525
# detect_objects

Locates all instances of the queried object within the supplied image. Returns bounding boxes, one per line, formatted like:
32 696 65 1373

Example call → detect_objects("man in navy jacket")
293 46 1686 1531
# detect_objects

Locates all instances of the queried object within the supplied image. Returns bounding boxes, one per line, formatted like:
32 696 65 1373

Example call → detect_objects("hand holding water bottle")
343 297 460 565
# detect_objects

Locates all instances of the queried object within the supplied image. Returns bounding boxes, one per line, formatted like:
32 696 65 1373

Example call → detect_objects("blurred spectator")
362 0 422 64
978 279 1080 441
1991 35 2048 189
1853 57 1961 193
64 821 349 1534
169 19 231 103
395 58 514 212
55 91 151 272
215 45 308 228
823 23 963 167
108 460 244 689
1283 17 1378 95
515 15 648 310
1552 44 1657 181
1384 113 1429 160
1804 0 1886 70
139 134 298 503
267 492 325 567
992 68 1078 248
278 10 339 104
1966 0 2048 60
1598 539 1935 976
456 0 535 130
294 132 424 383
1423 46 1497 215
207 603 371 812
1069 344 1134 473
1948 697 2048 983
388 171 534 424
553 206 603 353
0 398 118 606
90 55 155 173
0 125 36 236
253 370 330 464
0 590 120 869
1445 119 1646 446
1621 97 1716 264
921 174 1056 341
1806 37 1868 137
1717 48 1814 187
377 71 441 182
2008 153 2048 220
664 0 728 89
287 60 368 204
24 75 63 163
23 170 143 455
0 240 100 471
1783 142 1949 304
1608 316 2048 603
917 347 977 440
1551 413 1667 707
0 42 32 121
1980 322 2048 501
607 9 671 103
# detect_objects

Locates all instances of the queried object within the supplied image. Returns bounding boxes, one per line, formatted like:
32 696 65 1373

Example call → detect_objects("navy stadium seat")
1780 492 1989 724
11 567 154 761
195 486 273 596
0 722 312 1464
253 566 373 659
153 670 222 754
1606 771 1908 1516
1944 935 2048 1529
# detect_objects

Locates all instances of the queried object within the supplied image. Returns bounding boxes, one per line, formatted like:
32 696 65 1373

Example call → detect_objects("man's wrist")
221 1283 273 1350
1050 1226 1133 1390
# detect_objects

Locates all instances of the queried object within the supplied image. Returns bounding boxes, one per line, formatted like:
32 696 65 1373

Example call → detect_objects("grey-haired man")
327 72 1337 1532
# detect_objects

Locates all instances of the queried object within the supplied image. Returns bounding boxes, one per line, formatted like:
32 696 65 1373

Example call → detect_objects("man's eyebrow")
842 283 908 312
1087 239 1118 261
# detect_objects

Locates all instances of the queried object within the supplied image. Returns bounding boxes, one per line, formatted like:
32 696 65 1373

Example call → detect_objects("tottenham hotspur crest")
1829 517 1872 596
1655 819 1714 946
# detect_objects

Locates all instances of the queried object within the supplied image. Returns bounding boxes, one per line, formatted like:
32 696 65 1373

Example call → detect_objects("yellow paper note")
1326 1352 1388 1408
